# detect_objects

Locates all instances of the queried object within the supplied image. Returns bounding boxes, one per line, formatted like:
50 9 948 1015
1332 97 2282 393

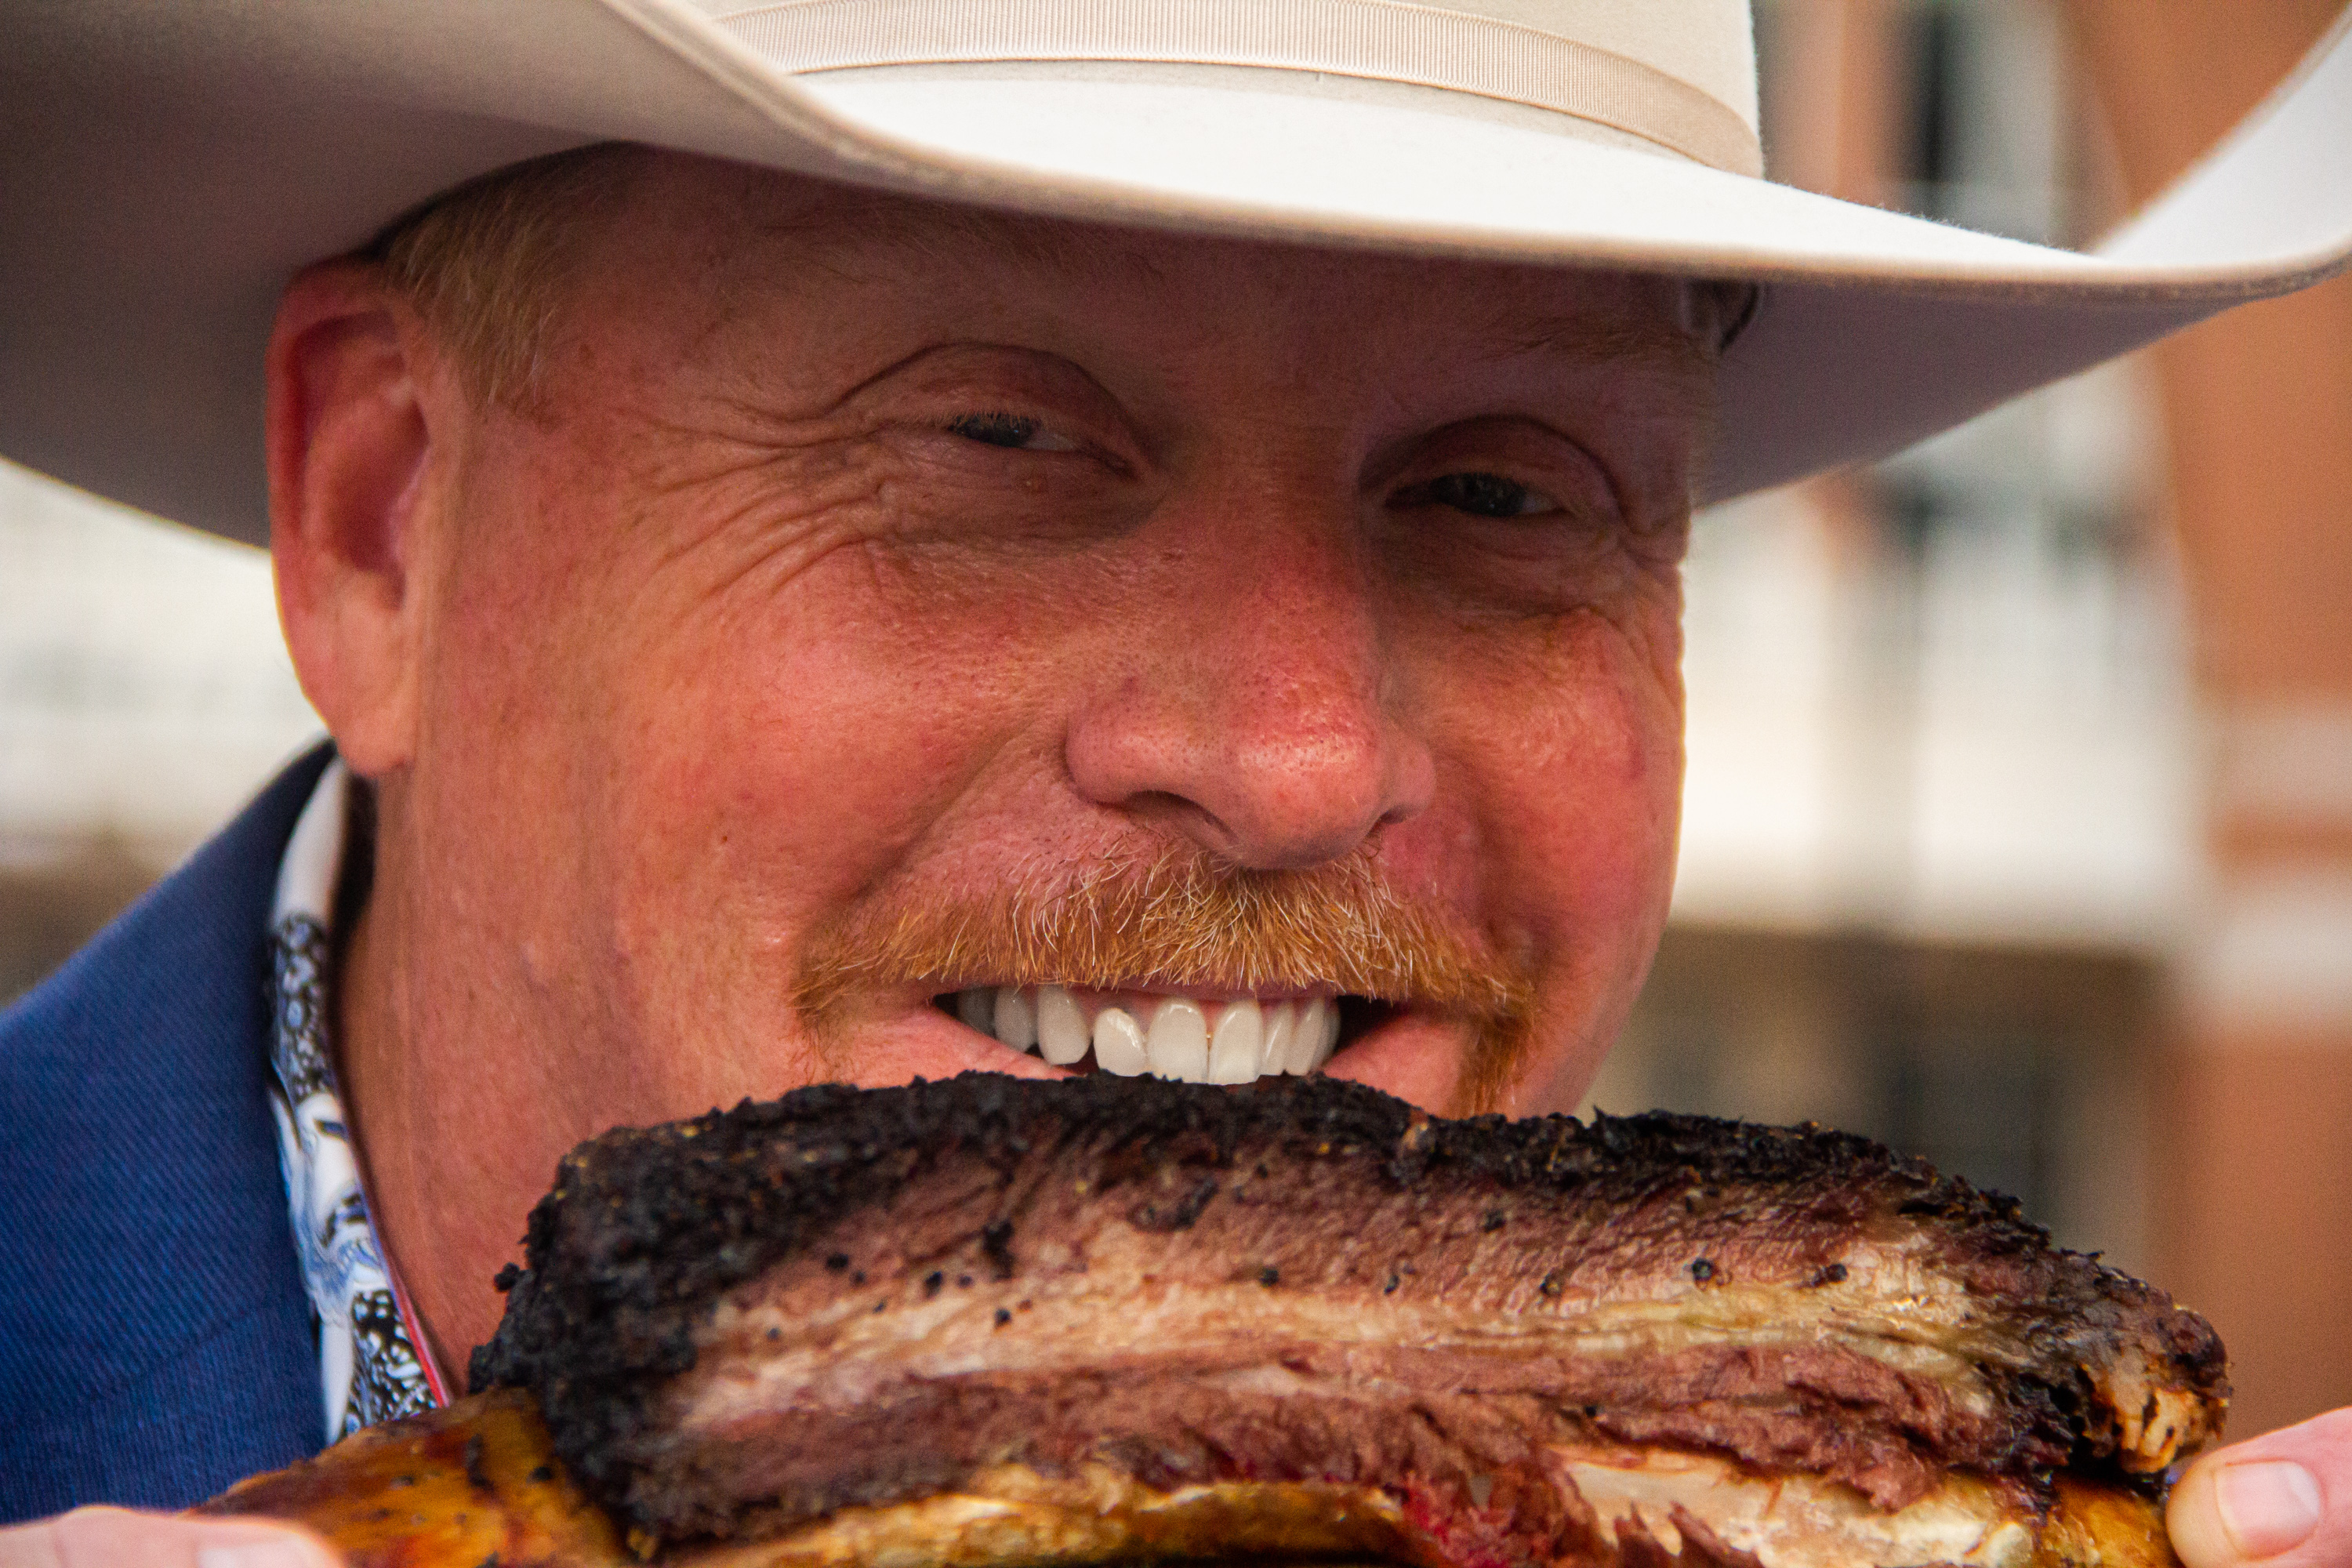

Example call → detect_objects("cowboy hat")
4 0 2350 548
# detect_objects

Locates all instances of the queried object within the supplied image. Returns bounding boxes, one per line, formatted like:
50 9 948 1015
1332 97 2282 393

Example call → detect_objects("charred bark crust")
470 1074 2225 1544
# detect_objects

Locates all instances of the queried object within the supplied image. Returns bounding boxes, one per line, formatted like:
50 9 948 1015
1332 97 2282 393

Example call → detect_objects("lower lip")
1312 1009 1475 1109
819 1006 1071 1089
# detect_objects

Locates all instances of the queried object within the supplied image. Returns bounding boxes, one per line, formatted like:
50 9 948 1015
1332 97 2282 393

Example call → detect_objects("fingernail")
198 1541 319 1568
2216 1461 2324 1559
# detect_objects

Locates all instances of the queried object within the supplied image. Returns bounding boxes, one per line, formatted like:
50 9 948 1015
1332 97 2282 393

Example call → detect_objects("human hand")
0 1508 339 1568
2173 1410 2352 1568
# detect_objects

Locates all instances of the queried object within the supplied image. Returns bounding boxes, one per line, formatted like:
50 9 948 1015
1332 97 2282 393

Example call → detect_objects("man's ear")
267 260 441 779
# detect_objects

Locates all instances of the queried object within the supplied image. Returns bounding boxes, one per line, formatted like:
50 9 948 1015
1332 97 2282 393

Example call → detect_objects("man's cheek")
1466 604 1682 844
580 581 1040 1014
1460 628 1682 1007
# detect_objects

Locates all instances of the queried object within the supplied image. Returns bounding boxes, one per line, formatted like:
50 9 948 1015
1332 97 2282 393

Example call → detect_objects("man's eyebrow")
1480 301 1728 443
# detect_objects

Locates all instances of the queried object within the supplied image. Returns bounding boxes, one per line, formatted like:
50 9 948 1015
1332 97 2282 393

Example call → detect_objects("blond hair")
365 143 643 408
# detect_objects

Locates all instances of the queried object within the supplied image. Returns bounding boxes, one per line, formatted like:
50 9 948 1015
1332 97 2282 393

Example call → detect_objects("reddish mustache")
793 844 1526 1019
792 845 1538 1109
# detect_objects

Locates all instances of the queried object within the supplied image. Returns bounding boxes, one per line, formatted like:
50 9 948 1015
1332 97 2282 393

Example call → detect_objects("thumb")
0 1508 342 1568
2172 1410 2352 1568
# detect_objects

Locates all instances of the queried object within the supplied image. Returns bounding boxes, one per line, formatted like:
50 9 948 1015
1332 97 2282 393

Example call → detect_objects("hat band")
713 0 1766 177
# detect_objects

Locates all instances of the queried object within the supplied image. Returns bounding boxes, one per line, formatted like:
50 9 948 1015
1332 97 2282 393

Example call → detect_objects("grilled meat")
209 1074 2225 1568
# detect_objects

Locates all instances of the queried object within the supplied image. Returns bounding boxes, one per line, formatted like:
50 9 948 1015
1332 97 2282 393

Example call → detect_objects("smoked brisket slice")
469 1075 2225 1566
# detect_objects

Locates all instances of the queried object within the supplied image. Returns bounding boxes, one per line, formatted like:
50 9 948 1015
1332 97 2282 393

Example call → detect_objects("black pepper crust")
470 1073 2226 1530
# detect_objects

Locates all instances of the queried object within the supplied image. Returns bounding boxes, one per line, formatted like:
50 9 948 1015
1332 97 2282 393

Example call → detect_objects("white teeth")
1145 998 1210 1082
1092 1006 1149 1075
1285 997 1336 1074
991 986 1038 1052
953 985 1343 1080
1035 985 1090 1065
1270 1001 1308 1072
1260 1002 1298 1074
1309 997 1341 1069
1207 999 1264 1084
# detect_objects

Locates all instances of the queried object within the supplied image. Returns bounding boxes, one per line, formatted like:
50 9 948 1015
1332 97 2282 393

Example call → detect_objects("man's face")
300 151 1708 1357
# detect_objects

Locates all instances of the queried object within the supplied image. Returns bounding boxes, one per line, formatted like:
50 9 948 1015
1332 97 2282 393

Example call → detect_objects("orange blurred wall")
1763 0 2352 1437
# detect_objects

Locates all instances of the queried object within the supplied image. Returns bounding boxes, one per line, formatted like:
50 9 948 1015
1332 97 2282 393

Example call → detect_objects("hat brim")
5 0 2350 545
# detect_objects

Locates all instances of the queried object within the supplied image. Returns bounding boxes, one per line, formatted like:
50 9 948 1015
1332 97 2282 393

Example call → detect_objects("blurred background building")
1595 0 2352 1441
3 0 2347 1439
0 468 317 998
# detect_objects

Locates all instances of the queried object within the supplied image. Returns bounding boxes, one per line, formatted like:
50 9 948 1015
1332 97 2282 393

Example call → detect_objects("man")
2 2 2349 1566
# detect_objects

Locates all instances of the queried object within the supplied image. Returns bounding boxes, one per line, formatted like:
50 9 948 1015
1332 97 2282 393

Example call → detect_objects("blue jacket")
1 747 332 1519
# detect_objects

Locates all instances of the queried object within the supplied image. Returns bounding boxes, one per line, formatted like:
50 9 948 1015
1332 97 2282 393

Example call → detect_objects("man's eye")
946 411 1076 452
1421 472 1556 519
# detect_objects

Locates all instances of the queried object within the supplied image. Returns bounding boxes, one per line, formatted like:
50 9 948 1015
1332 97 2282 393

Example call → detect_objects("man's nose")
1063 504 1436 870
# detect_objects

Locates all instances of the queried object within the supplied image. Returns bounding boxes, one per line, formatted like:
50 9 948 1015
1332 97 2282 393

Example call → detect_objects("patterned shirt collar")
267 757 448 1439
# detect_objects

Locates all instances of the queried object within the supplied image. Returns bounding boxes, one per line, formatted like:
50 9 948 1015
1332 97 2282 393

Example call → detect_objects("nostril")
1116 789 1243 862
